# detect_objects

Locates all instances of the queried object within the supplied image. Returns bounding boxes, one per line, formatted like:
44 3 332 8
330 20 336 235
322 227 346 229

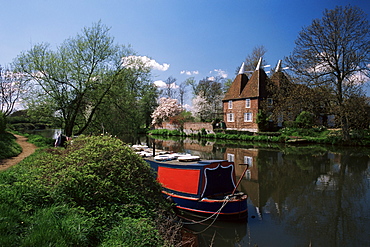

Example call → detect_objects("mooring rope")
181 195 232 234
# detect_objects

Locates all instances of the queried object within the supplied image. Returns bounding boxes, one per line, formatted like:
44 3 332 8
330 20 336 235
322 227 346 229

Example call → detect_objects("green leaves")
0 135 171 246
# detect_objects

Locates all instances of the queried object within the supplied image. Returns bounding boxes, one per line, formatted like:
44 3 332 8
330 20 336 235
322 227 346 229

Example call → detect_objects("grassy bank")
0 132 22 159
148 127 370 146
0 135 180 246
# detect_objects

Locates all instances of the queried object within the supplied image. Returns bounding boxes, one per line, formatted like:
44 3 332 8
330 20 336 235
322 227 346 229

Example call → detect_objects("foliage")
148 129 185 137
0 135 173 246
0 111 6 133
286 5 370 140
151 97 182 125
149 127 370 146
13 21 136 137
191 94 213 121
100 217 162 247
89 63 158 137
168 111 194 131
188 77 224 122
295 111 315 128
0 132 22 159
256 110 269 131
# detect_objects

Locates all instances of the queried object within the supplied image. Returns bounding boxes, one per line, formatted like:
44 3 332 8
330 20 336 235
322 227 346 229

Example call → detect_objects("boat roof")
145 158 228 167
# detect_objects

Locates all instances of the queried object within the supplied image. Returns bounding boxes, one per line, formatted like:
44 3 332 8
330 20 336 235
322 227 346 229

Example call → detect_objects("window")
245 99 251 108
267 98 273 106
244 156 253 167
227 153 235 162
227 113 234 122
228 100 233 109
244 112 253 122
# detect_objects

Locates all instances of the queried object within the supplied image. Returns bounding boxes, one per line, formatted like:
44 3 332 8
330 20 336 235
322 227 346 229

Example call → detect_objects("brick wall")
157 122 214 134
223 98 259 132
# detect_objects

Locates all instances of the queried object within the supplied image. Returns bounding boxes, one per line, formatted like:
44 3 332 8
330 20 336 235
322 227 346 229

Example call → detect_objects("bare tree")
162 76 177 99
0 66 28 117
177 80 187 109
236 45 268 74
286 5 370 140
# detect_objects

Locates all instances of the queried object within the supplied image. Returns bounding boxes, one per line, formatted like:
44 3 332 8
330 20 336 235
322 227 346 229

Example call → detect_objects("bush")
0 135 174 246
0 132 22 159
100 217 162 247
295 111 315 128
0 112 6 133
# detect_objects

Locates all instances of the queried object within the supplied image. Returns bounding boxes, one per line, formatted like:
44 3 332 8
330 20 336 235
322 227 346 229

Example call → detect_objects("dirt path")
0 134 37 171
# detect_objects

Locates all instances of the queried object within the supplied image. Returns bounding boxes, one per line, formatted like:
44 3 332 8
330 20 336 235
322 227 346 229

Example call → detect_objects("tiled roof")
223 73 248 101
240 69 268 98
270 71 289 87
223 69 268 101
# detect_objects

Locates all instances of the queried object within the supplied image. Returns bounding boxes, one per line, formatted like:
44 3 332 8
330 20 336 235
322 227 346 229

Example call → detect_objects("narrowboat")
146 158 248 221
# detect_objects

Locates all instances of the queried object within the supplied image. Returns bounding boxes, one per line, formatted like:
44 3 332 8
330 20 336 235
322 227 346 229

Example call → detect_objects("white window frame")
244 112 253 122
245 99 251 108
228 100 233 109
227 113 234 122
244 156 253 167
227 153 235 162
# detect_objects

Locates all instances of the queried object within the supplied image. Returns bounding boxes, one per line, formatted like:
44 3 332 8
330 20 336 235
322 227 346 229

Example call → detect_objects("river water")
149 136 370 247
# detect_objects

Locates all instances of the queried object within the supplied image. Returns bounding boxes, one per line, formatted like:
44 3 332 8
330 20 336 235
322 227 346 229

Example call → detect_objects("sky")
1 0 370 104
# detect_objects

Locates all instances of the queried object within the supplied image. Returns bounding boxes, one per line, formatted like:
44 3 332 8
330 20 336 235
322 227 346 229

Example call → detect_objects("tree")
89 64 158 138
13 21 133 136
191 93 213 121
191 77 224 121
162 76 177 99
177 80 188 109
0 66 28 117
151 97 182 126
286 6 370 139
236 45 268 74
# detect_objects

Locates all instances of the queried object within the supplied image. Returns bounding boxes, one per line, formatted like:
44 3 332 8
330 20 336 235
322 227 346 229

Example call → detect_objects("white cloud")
153 80 179 89
153 80 167 87
180 70 199 76
210 69 228 78
122 56 170 71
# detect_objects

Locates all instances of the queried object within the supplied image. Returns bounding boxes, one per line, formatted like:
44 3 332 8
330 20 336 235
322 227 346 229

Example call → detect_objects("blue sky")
1 0 369 101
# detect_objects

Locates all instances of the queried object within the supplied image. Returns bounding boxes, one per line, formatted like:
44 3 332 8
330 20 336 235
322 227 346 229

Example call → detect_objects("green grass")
0 135 177 246
0 132 22 159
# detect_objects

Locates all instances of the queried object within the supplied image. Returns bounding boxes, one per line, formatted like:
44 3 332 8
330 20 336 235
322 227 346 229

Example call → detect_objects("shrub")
295 111 315 128
0 112 6 133
0 135 174 246
0 132 22 159
100 217 162 247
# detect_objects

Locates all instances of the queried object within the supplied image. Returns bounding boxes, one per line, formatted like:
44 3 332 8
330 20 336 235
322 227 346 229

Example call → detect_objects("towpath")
0 134 37 171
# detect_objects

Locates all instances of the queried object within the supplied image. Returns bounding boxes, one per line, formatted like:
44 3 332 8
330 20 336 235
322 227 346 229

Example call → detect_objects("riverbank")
148 127 370 146
0 134 182 246
0 134 37 171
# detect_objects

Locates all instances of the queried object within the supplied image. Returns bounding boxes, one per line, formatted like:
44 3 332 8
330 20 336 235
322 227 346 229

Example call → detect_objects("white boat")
132 144 148 151
178 155 201 162
136 151 153 157
154 155 174 161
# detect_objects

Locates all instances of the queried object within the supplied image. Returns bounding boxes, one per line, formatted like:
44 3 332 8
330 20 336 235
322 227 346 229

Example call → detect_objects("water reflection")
151 136 370 247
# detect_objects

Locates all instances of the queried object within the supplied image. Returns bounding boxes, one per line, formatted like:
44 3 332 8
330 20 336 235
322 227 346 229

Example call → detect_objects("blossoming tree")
151 97 182 126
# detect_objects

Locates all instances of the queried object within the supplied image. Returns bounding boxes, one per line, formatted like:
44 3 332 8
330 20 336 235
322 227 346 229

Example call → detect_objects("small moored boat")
146 158 248 221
